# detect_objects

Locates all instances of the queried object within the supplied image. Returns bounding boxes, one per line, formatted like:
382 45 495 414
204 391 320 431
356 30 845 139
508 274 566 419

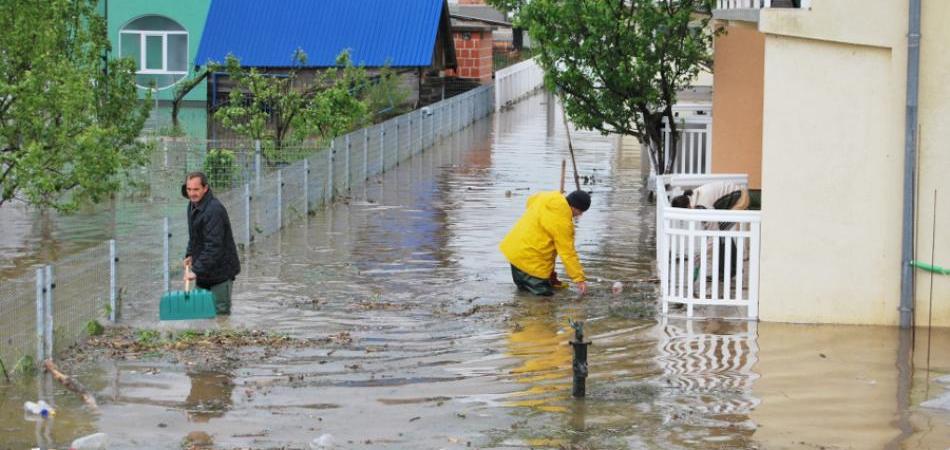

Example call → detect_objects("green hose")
911 260 950 275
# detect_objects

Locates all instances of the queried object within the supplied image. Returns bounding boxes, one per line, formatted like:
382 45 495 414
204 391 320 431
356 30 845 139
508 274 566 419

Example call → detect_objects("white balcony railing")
661 114 712 175
655 174 760 319
716 0 811 10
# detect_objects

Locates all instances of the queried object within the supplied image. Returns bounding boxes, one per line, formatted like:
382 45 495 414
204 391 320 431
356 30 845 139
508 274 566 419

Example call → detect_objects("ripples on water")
1 93 948 449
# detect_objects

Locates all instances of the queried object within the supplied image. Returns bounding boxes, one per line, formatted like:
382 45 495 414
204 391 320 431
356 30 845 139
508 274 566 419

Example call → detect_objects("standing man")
182 172 240 315
500 190 590 296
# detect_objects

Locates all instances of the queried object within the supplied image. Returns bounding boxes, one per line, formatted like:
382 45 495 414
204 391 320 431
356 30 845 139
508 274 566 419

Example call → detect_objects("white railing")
494 57 544 111
655 174 760 319
661 115 712 175
716 0 811 9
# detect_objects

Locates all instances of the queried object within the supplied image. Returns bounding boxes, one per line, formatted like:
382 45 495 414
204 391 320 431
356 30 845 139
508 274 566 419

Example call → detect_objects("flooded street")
1 93 949 449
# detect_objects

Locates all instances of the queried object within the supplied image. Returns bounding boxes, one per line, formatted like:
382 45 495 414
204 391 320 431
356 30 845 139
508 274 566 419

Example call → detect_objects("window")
119 16 188 90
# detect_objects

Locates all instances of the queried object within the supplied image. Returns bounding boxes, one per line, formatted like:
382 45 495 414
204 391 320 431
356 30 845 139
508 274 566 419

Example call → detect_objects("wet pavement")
2 93 949 449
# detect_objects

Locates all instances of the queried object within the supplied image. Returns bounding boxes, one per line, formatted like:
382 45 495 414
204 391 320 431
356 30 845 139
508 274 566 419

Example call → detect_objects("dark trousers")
198 279 233 315
510 265 554 296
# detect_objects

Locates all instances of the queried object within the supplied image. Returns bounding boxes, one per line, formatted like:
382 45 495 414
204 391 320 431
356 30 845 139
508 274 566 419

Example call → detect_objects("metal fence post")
379 127 385 174
327 140 334 203
408 116 413 155
303 158 310 213
109 239 117 322
44 265 53 358
163 217 170 292
35 267 45 362
419 112 424 150
345 135 351 191
277 169 283 228
363 128 369 181
254 140 262 187
396 121 400 166
244 183 252 245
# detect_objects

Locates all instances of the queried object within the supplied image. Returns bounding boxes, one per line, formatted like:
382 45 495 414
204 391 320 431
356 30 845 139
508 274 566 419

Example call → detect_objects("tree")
0 0 151 210
489 0 717 175
214 50 369 160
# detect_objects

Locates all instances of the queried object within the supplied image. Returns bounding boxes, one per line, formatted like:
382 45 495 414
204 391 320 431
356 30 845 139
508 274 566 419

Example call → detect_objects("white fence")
716 0 811 9
494 57 544 111
662 114 713 175
656 174 760 319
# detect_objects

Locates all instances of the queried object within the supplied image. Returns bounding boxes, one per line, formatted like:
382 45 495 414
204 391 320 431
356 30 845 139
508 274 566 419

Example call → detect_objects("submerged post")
569 320 591 398
109 239 117 322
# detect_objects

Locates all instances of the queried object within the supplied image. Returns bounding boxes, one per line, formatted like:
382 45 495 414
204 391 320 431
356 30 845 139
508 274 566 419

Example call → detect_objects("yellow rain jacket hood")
500 191 586 283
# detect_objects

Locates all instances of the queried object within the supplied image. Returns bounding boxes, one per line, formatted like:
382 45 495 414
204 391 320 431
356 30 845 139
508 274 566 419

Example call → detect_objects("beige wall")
915 0 950 328
711 22 764 189
757 0 909 325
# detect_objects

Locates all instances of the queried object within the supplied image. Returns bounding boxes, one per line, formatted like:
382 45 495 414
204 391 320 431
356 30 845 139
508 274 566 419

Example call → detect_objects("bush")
203 149 237 190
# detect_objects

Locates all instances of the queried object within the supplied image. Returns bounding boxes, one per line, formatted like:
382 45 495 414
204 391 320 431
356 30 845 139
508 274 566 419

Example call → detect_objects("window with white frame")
119 15 188 90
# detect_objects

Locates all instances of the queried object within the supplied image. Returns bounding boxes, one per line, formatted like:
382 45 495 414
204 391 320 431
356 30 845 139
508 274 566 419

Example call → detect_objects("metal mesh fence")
0 84 495 366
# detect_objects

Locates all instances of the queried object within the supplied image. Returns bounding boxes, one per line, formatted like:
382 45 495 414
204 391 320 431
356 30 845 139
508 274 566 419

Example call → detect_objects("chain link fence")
0 84 496 371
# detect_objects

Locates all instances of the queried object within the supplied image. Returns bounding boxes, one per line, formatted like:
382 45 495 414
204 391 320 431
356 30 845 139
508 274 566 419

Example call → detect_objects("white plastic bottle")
70 432 108 450
23 400 54 418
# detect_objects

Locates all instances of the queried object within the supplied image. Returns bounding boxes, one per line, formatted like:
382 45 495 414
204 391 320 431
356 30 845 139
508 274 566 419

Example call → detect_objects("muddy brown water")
2 94 949 449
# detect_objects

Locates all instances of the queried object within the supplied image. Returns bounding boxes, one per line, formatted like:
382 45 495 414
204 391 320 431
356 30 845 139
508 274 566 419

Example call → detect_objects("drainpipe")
899 0 921 328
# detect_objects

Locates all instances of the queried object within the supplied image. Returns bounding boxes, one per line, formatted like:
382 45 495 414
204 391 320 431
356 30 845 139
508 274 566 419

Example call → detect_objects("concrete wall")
757 0 910 325
711 22 764 189
915 0 950 328
105 0 212 102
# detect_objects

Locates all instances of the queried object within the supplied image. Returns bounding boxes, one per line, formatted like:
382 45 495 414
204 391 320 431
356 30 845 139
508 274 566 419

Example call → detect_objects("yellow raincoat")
500 191 586 283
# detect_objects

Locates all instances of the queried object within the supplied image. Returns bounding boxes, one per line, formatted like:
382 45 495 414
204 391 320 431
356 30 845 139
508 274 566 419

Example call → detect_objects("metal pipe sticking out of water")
569 319 591 398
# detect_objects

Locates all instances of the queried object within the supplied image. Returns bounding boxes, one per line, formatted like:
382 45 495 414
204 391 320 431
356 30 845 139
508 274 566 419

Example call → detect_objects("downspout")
899 0 921 328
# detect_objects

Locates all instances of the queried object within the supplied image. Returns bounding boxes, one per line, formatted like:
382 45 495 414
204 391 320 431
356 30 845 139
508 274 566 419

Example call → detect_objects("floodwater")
2 93 949 449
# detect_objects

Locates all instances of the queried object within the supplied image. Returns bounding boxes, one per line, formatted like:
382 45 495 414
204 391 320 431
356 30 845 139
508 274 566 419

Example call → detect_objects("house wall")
453 30 494 84
915 0 950 328
757 0 910 325
711 22 764 189
105 0 212 102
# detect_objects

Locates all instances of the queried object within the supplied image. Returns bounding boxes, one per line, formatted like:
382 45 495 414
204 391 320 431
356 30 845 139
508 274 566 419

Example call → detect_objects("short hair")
671 191 692 208
566 190 591 212
186 171 208 187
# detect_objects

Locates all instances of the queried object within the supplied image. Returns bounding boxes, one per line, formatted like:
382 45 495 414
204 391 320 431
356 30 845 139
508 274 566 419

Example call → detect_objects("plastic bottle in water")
23 400 54 418
70 432 108 450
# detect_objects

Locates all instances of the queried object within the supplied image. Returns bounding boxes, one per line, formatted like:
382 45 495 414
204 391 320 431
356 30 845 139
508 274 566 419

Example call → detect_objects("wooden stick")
559 159 567 193
0 356 9 383
559 100 582 191
44 359 98 409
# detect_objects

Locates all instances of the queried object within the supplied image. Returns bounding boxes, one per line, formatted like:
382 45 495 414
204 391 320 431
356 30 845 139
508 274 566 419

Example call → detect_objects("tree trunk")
171 69 210 129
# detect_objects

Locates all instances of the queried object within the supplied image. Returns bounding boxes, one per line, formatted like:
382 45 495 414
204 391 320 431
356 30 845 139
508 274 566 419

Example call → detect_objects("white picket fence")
655 174 760 319
716 0 811 9
661 114 713 175
494 57 544 111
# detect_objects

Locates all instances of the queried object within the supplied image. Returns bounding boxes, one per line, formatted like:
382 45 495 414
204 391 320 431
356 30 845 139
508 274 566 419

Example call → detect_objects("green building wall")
103 0 212 103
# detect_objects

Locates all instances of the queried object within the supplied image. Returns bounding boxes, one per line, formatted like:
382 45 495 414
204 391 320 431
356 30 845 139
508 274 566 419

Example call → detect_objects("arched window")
119 15 188 90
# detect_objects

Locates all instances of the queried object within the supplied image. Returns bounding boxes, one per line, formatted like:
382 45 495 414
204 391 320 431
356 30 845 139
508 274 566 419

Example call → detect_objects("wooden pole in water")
0 355 9 382
559 159 567 193
559 99 581 192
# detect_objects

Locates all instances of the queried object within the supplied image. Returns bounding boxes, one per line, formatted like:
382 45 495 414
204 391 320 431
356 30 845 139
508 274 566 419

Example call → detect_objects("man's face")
571 207 584 218
186 177 209 204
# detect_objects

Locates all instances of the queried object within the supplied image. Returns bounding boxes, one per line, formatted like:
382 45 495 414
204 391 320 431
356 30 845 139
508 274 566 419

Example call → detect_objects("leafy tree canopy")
489 0 717 174
0 0 151 210
214 50 370 157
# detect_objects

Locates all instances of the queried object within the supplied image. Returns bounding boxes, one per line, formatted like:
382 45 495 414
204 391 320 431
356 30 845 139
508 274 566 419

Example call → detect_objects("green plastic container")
159 286 216 320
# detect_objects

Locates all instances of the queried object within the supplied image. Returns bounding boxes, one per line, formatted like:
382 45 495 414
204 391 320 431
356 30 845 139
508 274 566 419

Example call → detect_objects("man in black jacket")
182 172 241 315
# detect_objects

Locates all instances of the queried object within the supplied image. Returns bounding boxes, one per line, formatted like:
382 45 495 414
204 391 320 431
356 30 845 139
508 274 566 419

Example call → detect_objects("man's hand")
183 256 192 269
184 267 196 281
576 281 588 296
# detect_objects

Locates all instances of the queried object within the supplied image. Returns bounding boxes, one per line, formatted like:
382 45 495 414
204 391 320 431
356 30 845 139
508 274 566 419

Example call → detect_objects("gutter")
899 0 922 328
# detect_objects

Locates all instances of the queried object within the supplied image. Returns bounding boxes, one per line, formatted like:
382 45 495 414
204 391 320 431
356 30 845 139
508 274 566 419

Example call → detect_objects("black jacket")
186 192 240 287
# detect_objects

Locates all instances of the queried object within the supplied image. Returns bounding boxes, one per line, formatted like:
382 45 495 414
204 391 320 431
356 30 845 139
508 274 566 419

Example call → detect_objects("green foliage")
13 355 36 377
489 0 717 174
364 65 411 120
203 149 237 189
0 0 152 211
85 320 105 337
134 328 162 346
213 49 370 158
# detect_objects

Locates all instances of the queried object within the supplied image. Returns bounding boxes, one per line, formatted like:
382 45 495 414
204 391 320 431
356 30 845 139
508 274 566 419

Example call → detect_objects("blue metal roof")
195 0 449 68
